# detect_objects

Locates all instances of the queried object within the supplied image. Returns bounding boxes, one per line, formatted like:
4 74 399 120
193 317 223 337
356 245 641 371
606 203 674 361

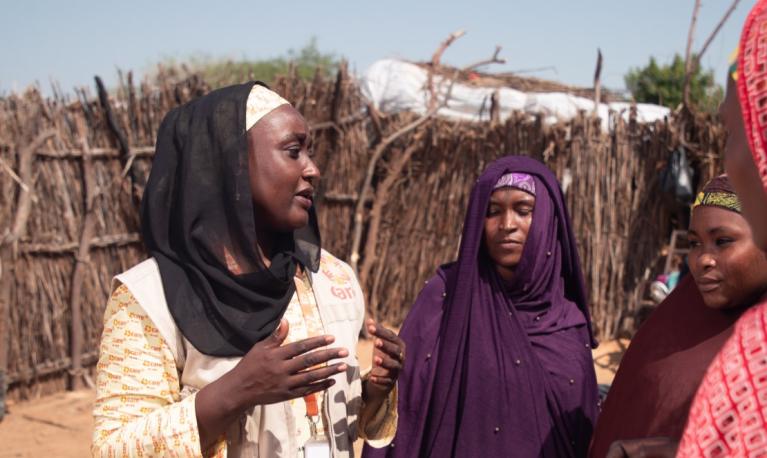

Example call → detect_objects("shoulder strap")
113 258 186 369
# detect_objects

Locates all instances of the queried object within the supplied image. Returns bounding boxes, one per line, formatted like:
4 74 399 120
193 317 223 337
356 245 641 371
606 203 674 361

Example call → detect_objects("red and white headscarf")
738 0 767 192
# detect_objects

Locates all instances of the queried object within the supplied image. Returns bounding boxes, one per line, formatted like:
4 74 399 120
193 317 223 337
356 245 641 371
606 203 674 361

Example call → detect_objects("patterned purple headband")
493 172 536 196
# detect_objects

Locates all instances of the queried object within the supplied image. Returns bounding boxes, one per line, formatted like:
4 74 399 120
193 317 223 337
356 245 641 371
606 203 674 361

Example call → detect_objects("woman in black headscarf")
92 82 404 457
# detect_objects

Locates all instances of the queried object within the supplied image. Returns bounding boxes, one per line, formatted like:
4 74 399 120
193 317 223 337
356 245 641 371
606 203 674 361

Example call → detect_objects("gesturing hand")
228 319 349 406
196 319 348 449
363 319 405 403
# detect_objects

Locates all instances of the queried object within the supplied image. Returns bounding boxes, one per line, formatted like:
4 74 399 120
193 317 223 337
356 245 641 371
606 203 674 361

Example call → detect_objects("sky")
0 0 754 96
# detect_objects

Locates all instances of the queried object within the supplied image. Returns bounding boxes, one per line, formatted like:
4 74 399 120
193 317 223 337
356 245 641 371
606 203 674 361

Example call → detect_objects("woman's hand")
228 319 349 405
363 319 405 404
196 319 348 450
606 437 678 458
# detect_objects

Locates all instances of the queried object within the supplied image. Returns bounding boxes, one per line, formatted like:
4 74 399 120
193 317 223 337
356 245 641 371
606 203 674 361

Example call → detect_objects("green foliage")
178 38 339 88
624 54 723 112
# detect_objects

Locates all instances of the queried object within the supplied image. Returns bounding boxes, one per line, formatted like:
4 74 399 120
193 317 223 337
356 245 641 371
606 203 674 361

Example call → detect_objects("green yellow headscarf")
692 174 742 214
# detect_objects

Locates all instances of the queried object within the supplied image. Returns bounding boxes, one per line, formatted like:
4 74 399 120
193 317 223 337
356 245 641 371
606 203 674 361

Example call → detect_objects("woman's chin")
701 294 735 311
284 211 309 231
266 214 308 233
491 255 521 270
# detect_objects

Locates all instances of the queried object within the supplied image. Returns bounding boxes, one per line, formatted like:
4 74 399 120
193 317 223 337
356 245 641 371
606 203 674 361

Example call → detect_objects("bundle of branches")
414 61 625 103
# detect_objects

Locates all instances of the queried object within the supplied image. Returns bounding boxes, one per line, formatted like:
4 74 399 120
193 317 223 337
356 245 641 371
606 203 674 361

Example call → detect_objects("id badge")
303 437 331 458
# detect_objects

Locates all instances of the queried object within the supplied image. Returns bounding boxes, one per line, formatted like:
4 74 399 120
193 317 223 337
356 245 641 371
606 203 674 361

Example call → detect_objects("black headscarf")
141 81 321 357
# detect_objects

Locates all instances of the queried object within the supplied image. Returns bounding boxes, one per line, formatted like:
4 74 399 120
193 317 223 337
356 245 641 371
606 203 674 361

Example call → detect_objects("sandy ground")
0 389 94 458
592 338 630 385
0 338 627 457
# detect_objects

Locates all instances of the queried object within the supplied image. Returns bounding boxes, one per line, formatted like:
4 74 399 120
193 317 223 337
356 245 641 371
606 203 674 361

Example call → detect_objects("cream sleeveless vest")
114 251 365 457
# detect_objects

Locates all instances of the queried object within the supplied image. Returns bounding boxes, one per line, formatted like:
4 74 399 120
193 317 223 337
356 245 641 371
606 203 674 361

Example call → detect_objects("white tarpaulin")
360 59 670 130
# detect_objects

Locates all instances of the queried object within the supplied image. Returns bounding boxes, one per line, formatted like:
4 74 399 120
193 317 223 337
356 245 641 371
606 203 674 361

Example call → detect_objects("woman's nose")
303 157 320 182
699 253 717 269
499 212 516 231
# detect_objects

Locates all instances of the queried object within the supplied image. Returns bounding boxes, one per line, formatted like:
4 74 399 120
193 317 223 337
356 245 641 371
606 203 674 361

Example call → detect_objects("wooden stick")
21 414 78 431
683 0 742 90
0 250 9 420
35 145 155 159
67 120 96 391
490 90 501 127
683 0 702 107
95 76 131 160
593 48 603 116
19 232 141 255
461 45 506 71
367 103 384 140
321 192 373 204
348 114 435 271
697 0 742 62
95 76 137 202
0 157 30 192
6 350 100 385
330 63 345 126
309 112 368 133
428 30 467 110
431 30 466 67
359 135 425 291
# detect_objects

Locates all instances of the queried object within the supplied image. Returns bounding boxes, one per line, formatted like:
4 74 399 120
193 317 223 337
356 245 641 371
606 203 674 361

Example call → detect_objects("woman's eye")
688 240 701 249
716 238 734 247
287 146 301 158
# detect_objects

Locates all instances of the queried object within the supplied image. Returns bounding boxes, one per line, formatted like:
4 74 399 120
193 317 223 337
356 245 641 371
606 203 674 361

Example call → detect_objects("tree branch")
427 30 467 111
683 0 702 107
431 30 466 67
697 0 741 62
462 45 506 71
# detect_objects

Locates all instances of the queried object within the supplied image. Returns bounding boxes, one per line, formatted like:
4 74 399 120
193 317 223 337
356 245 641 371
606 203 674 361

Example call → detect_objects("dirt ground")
0 389 94 458
0 338 627 457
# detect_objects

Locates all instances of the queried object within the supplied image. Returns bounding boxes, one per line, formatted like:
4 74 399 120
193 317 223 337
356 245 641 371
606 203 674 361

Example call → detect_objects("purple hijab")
364 156 598 457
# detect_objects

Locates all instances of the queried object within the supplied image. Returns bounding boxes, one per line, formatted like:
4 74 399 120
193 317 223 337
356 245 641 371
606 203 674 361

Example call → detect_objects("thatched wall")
0 66 724 402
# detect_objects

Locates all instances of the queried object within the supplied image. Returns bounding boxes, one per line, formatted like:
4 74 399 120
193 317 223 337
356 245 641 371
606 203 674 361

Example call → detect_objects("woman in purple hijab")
363 156 599 457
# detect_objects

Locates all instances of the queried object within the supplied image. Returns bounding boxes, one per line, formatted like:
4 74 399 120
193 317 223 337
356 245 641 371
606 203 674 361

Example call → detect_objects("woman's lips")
697 280 722 293
294 195 313 209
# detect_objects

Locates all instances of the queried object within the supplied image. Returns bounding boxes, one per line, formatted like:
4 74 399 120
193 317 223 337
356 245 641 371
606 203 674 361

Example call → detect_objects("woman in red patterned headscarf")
676 1 767 456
